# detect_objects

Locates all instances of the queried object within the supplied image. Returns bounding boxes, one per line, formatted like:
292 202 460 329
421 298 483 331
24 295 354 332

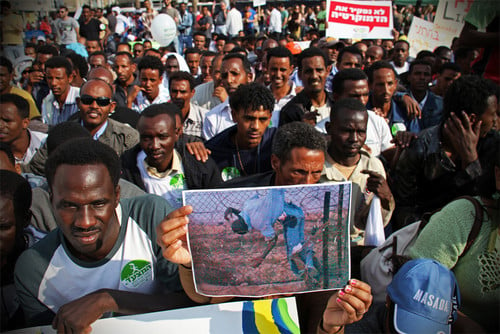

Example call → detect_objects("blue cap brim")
393 304 451 334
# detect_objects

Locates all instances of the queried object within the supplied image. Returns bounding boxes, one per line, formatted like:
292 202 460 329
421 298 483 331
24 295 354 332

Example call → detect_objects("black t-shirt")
79 18 102 41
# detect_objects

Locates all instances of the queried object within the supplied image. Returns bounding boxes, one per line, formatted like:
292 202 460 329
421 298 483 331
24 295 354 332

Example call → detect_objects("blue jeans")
177 34 192 56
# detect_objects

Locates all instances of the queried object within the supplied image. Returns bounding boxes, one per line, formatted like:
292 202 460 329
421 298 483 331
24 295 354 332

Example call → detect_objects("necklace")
234 137 248 176
234 136 260 176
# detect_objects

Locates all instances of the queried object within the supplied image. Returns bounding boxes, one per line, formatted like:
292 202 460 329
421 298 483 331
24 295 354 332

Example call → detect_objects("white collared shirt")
202 99 233 140
137 149 186 209
16 130 47 165
132 85 170 113
191 80 222 111
269 82 297 128
41 86 80 125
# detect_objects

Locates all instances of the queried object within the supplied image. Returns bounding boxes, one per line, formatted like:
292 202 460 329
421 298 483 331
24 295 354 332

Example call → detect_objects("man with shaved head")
364 45 384 68
22 79 139 176
88 67 140 128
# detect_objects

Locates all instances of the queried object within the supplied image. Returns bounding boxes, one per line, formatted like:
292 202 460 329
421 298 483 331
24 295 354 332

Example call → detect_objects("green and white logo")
221 167 241 181
121 260 152 289
170 173 186 189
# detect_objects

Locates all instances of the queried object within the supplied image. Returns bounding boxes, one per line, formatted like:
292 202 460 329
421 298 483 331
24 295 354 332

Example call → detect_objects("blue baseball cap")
387 259 460 334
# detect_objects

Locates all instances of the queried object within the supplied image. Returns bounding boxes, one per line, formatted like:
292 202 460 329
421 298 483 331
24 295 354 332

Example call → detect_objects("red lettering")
328 1 391 31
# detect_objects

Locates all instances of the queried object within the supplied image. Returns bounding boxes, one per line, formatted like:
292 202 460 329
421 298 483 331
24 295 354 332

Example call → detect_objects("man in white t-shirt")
389 40 410 75
225 1 243 38
14 139 189 330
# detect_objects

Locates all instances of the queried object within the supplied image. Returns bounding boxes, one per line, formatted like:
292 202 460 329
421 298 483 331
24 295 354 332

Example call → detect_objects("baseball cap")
285 42 302 55
387 259 460 334
317 37 342 49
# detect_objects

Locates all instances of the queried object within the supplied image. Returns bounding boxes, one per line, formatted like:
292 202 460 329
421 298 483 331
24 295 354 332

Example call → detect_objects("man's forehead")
269 56 291 66
373 68 396 79
52 163 114 189
288 147 325 161
301 56 325 68
222 58 244 69
395 42 408 50
334 108 368 123
238 106 271 116
82 81 112 96
140 68 160 77
139 114 175 130
344 79 369 91
340 52 361 62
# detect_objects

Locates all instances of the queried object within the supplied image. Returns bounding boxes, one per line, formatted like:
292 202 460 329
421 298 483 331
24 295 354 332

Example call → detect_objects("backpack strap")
457 196 484 259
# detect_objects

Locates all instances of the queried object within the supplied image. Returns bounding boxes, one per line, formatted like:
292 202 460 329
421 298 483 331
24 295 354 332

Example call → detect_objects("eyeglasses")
79 95 112 106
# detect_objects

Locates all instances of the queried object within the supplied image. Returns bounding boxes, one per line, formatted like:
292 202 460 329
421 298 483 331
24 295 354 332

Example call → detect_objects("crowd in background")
0 0 498 333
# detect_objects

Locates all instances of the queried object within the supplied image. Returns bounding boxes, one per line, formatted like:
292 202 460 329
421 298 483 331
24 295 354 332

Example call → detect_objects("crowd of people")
0 0 498 333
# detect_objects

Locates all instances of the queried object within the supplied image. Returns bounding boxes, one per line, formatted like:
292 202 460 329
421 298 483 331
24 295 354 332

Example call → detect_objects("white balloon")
151 14 177 47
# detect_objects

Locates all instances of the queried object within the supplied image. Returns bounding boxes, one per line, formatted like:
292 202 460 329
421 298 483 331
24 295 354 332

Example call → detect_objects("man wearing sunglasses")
22 79 139 176
76 79 139 155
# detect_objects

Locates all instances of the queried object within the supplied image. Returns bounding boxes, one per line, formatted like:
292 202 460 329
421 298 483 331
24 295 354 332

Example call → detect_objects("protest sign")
183 183 352 298
253 0 266 7
407 16 442 58
434 0 475 47
6 298 300 334
326 0 393 39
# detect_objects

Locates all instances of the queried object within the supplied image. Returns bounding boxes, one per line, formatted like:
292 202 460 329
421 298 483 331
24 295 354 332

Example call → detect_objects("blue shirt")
366 96 420 135
179 11 193 35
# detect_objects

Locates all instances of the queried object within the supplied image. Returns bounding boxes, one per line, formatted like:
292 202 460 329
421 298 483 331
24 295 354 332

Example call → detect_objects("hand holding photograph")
183 182 352 298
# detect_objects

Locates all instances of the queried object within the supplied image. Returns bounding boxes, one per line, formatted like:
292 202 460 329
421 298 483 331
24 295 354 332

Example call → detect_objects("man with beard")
169 72 208 139
192 54 225 111
202 53 253 140
321 98 394 246
15 138 193 330
155 121 374 334
113 52 139 108
120 103 221 208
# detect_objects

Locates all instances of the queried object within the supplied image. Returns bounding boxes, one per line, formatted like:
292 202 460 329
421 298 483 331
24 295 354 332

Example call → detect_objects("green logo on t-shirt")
221 167 241 181
121 260 152 289
170 173 186 189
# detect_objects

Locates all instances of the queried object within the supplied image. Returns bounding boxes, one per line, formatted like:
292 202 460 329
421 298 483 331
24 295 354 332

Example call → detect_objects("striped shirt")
41 86 80 125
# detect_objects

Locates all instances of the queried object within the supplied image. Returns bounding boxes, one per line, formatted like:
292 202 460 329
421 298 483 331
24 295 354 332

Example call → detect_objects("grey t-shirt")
55 17 79 45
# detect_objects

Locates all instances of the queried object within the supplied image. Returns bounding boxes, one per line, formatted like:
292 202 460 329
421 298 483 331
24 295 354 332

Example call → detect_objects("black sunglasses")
80 95 112 106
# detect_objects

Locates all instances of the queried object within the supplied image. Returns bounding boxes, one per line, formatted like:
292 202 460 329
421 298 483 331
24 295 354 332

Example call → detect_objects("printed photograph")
183 183 351 298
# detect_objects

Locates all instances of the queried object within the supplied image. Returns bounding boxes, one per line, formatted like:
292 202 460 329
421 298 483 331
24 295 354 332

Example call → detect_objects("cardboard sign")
433 0 475 47
253 0 266 7
407 17 443 57
326 0 393 39
6 298 300 334
184 183 352 298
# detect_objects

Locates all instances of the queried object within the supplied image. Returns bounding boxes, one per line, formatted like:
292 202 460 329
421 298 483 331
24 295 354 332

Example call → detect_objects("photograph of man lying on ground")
183 182 351 297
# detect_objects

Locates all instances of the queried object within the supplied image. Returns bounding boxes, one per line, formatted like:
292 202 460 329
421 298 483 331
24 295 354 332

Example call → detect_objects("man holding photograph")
156 122 373 333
